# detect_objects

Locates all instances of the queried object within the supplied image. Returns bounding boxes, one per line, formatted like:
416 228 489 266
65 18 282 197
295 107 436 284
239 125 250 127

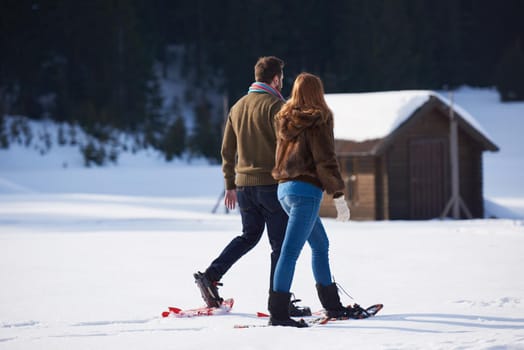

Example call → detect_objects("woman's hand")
334 196 350 221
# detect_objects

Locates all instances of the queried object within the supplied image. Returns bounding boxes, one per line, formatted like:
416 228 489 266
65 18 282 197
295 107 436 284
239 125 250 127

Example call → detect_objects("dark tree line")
1 0 523 164
152 0 523 98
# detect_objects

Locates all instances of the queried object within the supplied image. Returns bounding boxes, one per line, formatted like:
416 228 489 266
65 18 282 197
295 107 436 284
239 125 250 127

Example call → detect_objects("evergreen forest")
1 0 523 164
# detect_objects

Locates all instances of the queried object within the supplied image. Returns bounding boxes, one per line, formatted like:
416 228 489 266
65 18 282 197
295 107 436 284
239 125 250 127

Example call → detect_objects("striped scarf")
248 82 285 101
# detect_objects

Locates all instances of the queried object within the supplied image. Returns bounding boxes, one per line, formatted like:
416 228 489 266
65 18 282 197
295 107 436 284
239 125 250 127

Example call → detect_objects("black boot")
289 293 312 317
268 291 308 328
194 271 223 308
267 291 312 317
316 283 363 319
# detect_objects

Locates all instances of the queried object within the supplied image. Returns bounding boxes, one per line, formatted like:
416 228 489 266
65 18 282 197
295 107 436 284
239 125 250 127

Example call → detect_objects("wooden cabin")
321 91 499 220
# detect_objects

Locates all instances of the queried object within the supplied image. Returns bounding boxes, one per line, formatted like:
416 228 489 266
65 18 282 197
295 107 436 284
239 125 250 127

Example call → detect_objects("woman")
268 73 355 327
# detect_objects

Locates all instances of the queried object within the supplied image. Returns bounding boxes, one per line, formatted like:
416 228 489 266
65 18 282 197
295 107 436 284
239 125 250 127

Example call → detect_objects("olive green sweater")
221 92 284 190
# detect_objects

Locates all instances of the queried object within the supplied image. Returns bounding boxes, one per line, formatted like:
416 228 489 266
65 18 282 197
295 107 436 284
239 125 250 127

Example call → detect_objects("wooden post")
449 94 460 219
441 91 472 219
212 92 230 214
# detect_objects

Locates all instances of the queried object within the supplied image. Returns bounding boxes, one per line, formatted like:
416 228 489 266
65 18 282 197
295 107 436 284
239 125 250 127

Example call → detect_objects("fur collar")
279 108 324 140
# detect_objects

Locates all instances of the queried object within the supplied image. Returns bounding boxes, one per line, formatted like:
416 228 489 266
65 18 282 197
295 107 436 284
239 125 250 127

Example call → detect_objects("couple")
194 56 355 328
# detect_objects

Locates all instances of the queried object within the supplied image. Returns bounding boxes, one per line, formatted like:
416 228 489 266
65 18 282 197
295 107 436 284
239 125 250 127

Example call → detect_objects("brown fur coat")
271 107 344 196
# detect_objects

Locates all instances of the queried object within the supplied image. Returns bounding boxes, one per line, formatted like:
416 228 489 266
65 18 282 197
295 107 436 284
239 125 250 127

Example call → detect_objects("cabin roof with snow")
325 90 499 154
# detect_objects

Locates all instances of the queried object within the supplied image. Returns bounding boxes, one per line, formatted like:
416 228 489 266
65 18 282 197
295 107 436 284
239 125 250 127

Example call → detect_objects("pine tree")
189 97 221 162
495 39 524 101
371 0 418 90
0 115 8 148
163 116 186 161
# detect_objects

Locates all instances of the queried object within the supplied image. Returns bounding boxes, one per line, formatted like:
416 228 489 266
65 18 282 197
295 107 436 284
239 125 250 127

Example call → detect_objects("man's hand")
224 189 237 210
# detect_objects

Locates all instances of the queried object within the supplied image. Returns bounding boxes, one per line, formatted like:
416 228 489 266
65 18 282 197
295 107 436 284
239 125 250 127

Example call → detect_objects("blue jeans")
206 184 287 290
273 181 333 293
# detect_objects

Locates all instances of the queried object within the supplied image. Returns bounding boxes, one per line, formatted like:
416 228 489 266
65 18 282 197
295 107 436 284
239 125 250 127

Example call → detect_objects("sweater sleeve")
270 100 284 134
308 116 345 195
221 114 237 190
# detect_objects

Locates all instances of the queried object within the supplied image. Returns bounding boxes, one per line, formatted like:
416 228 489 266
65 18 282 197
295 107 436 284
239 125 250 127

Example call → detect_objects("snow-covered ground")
1 88 523 349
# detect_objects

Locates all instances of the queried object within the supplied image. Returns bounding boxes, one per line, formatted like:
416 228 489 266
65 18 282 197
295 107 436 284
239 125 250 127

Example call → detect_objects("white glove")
334 196 350 222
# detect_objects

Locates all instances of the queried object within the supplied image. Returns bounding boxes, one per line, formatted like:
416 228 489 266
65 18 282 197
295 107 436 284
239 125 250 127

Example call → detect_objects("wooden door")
409 139 448 219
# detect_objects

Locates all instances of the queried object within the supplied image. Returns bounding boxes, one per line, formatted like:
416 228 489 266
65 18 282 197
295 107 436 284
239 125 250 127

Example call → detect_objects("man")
194 56 310 316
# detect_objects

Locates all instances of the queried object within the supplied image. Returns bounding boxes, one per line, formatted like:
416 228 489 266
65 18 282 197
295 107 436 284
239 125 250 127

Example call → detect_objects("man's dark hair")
254 56 284 84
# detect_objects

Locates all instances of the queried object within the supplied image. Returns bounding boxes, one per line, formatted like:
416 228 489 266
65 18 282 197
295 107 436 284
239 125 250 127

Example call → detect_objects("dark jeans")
205 184 288 290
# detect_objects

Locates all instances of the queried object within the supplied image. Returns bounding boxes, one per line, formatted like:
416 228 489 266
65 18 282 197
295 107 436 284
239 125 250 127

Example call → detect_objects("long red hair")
277 72 331 122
